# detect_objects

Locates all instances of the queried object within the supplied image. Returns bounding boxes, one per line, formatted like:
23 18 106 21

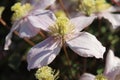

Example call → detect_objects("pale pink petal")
102 12 120 29
66 32 105 58
34 0 55 9
22 0 55 9
106 6 120 12
18 19 40 38
28 11 55 31
79 73 95 80
70 16 96 32
27 37 61 70
103 50 120 80
30 10 56 20
4 33 12 50
4 20 21 50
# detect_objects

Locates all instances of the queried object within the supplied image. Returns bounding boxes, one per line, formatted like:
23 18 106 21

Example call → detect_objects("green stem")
62 37 74 79
63 44 71 66
83 58 87 73
98 18 102 39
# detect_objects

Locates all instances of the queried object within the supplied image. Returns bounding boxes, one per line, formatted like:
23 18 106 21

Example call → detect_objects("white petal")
19 19 40 38
4 20 20 50
79 73 95 80
104 50 120 80
106 6 120 12
27 37 61 70
70 16 96 32
66 32 105 58
31 10 56 20
35 0 55 9
23 0 55 9
102 12 120 29
28 10 55 31
4 33 12 50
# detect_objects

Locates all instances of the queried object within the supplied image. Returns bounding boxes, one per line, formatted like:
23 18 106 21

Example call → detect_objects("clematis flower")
79 50 120 80
79 0 120 29
27 15 105 70
4 0 56 50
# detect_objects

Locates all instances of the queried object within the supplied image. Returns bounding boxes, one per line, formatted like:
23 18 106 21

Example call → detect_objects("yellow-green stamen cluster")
35 66 59 80
11 2 32 21
49 16 75 38
0 6 5 18
79 0 111 15
55 10 67 18
95 74 108 80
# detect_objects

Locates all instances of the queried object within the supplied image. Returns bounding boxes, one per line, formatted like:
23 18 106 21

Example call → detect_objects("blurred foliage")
0 0 120 80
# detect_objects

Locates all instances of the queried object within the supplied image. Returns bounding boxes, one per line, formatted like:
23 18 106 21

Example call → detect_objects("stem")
98 18 101 29
0 18 7 27
38 30 46 39
14 31 35 46
62 38 74 79
98 18 102 39
58 0 70 18
83 58 87 73
63 44 71 66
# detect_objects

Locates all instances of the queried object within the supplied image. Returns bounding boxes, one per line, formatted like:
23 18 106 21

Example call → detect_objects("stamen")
11 2 32 22
95 74 108 80
35 66 59 80
79 0 111 15
48 16 75 38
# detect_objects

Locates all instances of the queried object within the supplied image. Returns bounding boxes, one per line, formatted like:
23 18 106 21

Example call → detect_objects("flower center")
35 66 59 80
115 73 120 80
95 74 108 80
11 2 32 22
79 0 111 15
48 16 75 38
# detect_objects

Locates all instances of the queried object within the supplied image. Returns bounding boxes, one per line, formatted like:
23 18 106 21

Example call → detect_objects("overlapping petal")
66 32 105 58
22 0 55 9
70 16 96 32
18 19 40 38
28 10 56 31
27 37 61 70
4 20 21 50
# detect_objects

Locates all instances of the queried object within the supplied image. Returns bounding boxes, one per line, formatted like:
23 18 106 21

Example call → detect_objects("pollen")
95 0 111 12
95 74 108 80
48 16 75 37
79 0 111 15
0 6 5 18
11 2 32 22
35 66 59 80
55 10 67 18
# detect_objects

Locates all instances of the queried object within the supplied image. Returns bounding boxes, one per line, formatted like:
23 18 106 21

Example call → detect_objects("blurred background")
0 0 120 80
